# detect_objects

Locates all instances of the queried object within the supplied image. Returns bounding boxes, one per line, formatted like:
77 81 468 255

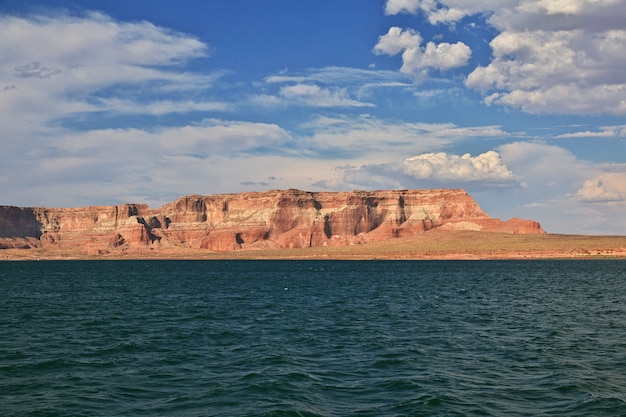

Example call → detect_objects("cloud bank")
0 11 219 137
383 0 626 115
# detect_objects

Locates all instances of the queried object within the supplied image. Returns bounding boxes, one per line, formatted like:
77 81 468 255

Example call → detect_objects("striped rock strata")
0 189 544 254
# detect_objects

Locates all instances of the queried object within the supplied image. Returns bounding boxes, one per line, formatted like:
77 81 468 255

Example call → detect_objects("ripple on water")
1 260 625 416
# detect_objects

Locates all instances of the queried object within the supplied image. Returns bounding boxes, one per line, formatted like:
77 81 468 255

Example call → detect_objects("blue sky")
1 0 625 234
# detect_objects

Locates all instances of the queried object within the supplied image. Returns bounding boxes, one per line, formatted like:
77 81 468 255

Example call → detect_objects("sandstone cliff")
0 189 544 254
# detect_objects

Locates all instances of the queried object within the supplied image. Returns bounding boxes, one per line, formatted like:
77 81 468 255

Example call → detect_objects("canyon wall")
0 189 544 254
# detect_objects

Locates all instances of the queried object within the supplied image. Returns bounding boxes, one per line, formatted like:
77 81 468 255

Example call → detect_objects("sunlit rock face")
0 189 545 253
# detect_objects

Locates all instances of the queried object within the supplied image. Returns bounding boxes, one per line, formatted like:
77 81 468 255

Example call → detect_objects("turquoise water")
1 260 625 416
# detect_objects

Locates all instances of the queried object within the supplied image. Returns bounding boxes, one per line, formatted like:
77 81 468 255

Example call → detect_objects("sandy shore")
2 231 626 260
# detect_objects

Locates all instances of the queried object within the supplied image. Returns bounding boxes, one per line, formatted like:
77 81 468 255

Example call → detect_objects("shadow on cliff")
0 207 43 239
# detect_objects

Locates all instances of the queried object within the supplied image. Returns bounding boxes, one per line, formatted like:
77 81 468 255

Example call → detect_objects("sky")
1 0 625 235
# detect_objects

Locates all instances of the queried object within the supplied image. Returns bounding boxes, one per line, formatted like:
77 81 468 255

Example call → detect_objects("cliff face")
0 189 545 254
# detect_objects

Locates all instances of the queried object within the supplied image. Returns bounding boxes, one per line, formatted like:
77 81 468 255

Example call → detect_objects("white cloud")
1 12 208 83
312 149 521 194
254 67 409 109
576 175 625 202
374 27 422 55
427 6 467 25
278 84 374 108
502 143 625 215
63 119 292 157
0 119 293 207
401 40 471 72
0 11 239 207
467 2 626 114
374 27 471 80
265 66 409 88
382 1 626 115
491 141 626 231
299 115 507 157
94 98 230 115
569 168 626 233
554 125 626 139
497 141 582 183
384 0 468 24
384 0 423 15
402 151 515 181
0 11 218 137
466 29 626 114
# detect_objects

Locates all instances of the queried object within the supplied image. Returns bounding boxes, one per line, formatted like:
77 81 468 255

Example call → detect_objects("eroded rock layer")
0 189 545 254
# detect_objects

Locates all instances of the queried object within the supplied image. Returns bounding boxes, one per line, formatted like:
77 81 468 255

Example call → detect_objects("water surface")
1 260 625 416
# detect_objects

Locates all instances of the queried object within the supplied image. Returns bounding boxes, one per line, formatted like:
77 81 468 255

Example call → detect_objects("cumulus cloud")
576 176 624 202
402 151 514 181
373 27 423 55
381 0 626 115
471 2 626 114
384 0 468 24
402 40 472 72
384 0 423 15
567 169 626 233
374 27 471 80
466 29 626 114
316 150 520 192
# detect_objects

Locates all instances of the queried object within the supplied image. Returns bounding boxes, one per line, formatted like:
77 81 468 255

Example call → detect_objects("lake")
1 260 625 416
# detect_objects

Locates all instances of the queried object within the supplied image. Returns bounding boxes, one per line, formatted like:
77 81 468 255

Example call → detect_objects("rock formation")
0 189 544 254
